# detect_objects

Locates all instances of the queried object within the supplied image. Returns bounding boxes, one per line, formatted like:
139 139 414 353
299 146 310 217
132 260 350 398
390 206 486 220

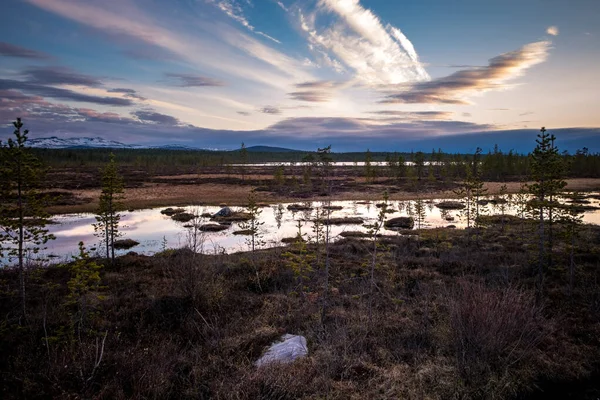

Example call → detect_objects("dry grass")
45 178 600 214
2 220 599 399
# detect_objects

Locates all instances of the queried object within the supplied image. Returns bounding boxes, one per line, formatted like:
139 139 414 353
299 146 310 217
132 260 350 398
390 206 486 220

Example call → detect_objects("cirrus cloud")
0 42 52 60
299 0 429 85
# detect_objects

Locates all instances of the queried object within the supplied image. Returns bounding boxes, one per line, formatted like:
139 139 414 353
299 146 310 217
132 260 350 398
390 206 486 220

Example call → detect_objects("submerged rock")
287 204 313 211
212 212 252 222
171 212 196 222
233 229 253 235
199 224 229 232
385 217 415 229
281 235 305 243
161 207 186 216
255 334 308 367
112 239 140 249
323 217 364 225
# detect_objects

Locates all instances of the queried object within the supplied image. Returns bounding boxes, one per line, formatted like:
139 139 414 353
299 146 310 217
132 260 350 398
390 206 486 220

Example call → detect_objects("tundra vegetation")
1 121 600 399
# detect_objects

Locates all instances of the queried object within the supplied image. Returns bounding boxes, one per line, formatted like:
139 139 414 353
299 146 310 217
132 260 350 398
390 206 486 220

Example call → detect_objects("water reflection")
9 193 600 262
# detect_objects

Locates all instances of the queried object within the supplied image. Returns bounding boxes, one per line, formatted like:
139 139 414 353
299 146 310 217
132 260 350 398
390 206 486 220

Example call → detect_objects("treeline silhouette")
31 145 600 180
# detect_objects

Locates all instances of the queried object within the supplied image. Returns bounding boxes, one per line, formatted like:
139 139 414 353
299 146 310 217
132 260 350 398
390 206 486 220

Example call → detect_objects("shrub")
446 280 552 398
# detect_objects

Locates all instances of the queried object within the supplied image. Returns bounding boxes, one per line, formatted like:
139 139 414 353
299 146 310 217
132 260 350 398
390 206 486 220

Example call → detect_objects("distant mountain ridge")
26 137 302 152
27 136 203 150
244 145 299 153
28 136 141 149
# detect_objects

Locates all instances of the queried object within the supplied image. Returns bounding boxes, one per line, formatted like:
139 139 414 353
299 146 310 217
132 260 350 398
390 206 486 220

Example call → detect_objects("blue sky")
1 0 599 152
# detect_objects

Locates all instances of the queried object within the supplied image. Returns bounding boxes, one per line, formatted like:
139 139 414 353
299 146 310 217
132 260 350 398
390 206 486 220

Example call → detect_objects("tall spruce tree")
93 153 124 264
0 118 55 317
528 127 566 294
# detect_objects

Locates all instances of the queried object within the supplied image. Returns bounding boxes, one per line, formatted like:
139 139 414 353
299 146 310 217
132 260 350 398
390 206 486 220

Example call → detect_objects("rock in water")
436 201 465 210
255 334 308 367
385 217 415 229
213 207 232 218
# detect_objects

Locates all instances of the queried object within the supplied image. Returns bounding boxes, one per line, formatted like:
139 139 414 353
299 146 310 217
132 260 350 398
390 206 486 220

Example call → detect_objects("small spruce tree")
93 153 124 265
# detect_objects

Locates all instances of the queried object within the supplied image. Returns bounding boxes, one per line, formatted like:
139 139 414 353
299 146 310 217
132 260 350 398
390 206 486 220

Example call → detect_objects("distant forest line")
32 145 600 180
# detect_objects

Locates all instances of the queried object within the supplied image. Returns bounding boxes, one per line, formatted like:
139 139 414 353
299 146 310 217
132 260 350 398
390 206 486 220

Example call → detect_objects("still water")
6 194 600 264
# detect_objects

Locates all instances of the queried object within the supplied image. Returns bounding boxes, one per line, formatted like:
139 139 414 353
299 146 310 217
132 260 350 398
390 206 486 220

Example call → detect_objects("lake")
3 194 600 265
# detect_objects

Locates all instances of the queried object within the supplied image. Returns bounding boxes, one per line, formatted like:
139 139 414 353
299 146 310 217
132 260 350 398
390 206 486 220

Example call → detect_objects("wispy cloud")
288 80 343 102
133 110 181 125
237 111 251 116
381 41 551 104
165 73 225 87
288 90 332 102
299 0 429 85
207 0 281 43
24 0 304 90
260 106 281 114
367 110 453 120
0 79 134 106
546 26 559 36
276 1 288 12
23 66 103 87
107 88 147 101
0 42 52 60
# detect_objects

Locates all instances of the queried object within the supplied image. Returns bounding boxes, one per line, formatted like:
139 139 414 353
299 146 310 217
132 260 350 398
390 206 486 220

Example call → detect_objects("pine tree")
412 197 425 230
93 153 124 265
239 189 264 252
283 220 314 297
528 127 567 294
0 118 56 317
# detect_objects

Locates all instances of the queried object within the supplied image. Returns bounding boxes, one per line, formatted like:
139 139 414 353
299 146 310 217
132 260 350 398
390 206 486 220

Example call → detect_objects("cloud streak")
133 110 181 125
0 79 134 106
0 42 52 59
260 106 282 114
288 80 342 102
207 0 281 43
299 0 429 85
165 73 225 87
381 41 551 104
23 66 103 87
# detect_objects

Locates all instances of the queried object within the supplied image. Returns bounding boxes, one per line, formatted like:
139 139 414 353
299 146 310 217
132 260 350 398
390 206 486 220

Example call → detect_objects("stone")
171 213 196 222
436 201 465 210
385 217 415 229
213 207 232 218
112 239 140 249
255 334 308 367
199 224 229 232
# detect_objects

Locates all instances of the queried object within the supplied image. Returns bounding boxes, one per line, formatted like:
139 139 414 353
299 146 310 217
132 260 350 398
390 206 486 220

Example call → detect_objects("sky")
1 0 599 152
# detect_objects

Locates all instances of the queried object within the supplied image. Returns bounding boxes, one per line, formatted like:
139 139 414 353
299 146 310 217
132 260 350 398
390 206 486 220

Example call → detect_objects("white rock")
255 334 308 367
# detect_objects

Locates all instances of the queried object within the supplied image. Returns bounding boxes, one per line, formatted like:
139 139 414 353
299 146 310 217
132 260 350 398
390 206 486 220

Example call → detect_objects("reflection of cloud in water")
27 194 600 262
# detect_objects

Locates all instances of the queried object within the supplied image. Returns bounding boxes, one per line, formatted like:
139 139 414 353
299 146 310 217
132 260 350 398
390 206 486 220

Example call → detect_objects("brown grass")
1 220 599 399
45 178 600 215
